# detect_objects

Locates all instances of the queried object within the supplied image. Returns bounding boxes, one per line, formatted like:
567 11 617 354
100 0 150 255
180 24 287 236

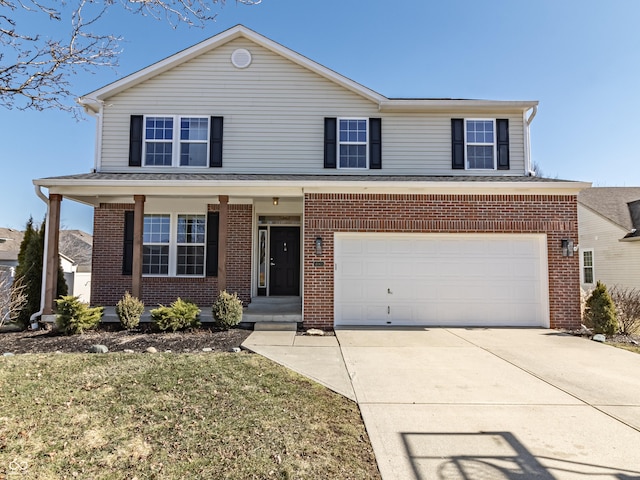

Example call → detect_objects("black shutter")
324 117 337 169
205 212 219 277
129 115 143 167
209 116 223 168
451 118 465 170
122 211 134 275
369 118 382 169
496 119 510 170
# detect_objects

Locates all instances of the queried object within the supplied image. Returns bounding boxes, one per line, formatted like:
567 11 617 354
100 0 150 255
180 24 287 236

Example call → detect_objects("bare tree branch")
1 272 27 327
0 0 261 112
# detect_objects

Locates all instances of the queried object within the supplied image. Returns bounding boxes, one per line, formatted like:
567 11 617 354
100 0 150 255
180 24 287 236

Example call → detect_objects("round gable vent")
231 48 252 69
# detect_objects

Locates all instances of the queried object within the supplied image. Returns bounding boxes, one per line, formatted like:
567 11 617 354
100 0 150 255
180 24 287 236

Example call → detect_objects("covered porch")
33 173 307 324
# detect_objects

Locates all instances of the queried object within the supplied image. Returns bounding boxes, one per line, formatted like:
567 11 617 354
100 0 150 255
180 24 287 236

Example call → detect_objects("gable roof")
77 25 537 114
0 228 93 267
578 187 640 231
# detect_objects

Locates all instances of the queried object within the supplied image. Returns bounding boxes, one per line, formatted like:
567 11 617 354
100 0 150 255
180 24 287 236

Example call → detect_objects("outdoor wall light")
561 239 574 257
272 197 279 206
315 237 323 255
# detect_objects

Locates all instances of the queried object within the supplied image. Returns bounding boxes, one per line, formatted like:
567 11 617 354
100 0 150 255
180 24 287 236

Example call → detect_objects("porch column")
43 194 62 315
132 195 145 299
218 195 228 292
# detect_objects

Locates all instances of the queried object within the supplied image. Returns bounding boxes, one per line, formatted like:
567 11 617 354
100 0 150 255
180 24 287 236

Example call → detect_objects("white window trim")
464 118 497 170
580 248 595 285
143 212 207 278
337 117 369 169
143 115 210 168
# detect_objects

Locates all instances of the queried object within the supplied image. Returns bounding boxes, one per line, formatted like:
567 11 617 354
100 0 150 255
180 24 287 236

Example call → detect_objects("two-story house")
34 25 587 330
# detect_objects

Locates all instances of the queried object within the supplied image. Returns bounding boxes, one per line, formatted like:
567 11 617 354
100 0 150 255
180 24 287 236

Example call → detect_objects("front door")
269 226 300 296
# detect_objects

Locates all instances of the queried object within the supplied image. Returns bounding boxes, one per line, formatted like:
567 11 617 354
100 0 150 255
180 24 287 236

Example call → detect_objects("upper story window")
144 116 209 167
338 118 368 169
451 118 509 171
465 119 495 169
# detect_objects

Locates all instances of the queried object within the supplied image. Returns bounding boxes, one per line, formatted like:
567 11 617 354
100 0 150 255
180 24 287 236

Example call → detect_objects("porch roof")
34 172 589 206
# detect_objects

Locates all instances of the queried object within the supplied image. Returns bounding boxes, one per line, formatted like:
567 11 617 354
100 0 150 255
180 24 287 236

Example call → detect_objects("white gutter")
525 105 538 176
31 185 50 328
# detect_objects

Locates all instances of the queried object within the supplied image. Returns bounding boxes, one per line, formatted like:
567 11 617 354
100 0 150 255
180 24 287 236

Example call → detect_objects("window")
338 118 368 168
582 249 594 284
143 213 206 276
144 116 209 167
176 215 206 275
466 119 495 169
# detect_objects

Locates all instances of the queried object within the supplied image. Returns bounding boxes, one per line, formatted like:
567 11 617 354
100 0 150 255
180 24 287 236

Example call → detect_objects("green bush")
116 291 145 330
212 291 243 330
584 281 618 336
55 296 103 335
151 298 201 332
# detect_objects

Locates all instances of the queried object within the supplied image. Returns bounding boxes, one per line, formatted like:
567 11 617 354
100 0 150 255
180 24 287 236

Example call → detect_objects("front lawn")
0 353 380 479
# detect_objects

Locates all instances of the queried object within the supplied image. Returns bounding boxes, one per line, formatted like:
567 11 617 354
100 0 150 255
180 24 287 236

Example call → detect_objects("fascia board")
78 25 385 112
36 178 590 197
378 99 539 113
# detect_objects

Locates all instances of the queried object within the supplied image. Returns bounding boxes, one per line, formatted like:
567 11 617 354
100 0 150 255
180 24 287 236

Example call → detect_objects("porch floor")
101 296 302 326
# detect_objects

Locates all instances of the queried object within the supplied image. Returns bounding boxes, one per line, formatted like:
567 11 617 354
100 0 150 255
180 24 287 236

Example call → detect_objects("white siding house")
578 187 640 291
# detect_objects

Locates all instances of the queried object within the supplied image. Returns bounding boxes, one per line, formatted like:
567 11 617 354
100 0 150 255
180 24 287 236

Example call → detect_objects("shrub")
116 291 145 330
609 285 640 335
584 281 618 336
55 295 103 335
151 298 200 332
212 290 243 330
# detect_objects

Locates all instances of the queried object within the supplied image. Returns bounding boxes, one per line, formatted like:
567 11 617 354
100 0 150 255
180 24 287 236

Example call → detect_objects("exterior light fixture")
272 197 279 206
315 237 323 255
561 239 574 257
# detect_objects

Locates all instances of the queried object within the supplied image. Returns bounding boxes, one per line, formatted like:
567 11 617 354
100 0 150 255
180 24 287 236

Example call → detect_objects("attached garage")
334 233 549 327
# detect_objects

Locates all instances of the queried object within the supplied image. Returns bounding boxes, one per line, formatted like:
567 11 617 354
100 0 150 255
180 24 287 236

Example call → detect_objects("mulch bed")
0 324 252 354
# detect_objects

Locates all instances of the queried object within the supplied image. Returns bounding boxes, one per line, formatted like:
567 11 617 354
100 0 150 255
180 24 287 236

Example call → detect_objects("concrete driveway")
336 328 640 480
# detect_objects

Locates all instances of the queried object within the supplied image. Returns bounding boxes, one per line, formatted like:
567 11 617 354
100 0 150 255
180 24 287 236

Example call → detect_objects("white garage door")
334 233 549 327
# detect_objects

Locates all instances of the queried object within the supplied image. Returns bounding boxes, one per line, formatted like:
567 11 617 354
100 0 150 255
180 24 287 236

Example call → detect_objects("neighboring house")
578 187 640 292
34 25 587 329
0 228 25 279
0 227 92 302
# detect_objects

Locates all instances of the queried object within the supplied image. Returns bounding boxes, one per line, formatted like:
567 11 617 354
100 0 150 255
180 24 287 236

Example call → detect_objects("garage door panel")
335 233 549 327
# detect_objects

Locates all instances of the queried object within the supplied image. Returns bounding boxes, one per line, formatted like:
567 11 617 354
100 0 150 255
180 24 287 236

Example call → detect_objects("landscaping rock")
123 349 135 354
145 347 158 354
592 334 606 343
306 328 325 336
3 352 15 357
230 347 241 353
202 347 213 352
632 339 639 346
88 345 109 354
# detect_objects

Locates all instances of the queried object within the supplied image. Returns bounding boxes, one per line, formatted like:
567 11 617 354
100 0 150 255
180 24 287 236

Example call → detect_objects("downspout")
31 185 51 328
525 105 538 176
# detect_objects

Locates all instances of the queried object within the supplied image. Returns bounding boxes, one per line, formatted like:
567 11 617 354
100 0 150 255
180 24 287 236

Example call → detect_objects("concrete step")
248 296 301 307
253 322 297 331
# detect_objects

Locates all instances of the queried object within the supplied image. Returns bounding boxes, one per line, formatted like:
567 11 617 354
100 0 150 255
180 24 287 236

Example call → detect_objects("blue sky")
2 0 639 233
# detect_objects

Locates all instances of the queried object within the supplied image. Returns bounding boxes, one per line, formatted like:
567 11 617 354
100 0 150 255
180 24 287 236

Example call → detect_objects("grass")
609 342 640 355
0 353 380 479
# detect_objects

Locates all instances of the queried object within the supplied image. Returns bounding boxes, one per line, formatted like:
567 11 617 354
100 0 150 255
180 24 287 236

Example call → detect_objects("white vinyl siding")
99 38 527 175
578 205 640 291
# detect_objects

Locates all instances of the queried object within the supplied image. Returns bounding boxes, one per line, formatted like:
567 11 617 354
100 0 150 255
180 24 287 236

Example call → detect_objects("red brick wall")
91 203 252 307
303 193 580 330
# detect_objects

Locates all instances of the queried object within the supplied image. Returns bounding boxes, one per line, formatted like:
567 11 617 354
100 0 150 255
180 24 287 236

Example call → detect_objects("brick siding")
303 193 581 330
91 203 252 307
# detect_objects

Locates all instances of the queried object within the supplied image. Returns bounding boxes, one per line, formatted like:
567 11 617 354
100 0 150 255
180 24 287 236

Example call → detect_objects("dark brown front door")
269 226 300 296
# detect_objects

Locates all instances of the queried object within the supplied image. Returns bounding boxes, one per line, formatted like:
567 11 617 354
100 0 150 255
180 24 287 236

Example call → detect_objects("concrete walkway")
242 329 355 401
243 327 640 479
